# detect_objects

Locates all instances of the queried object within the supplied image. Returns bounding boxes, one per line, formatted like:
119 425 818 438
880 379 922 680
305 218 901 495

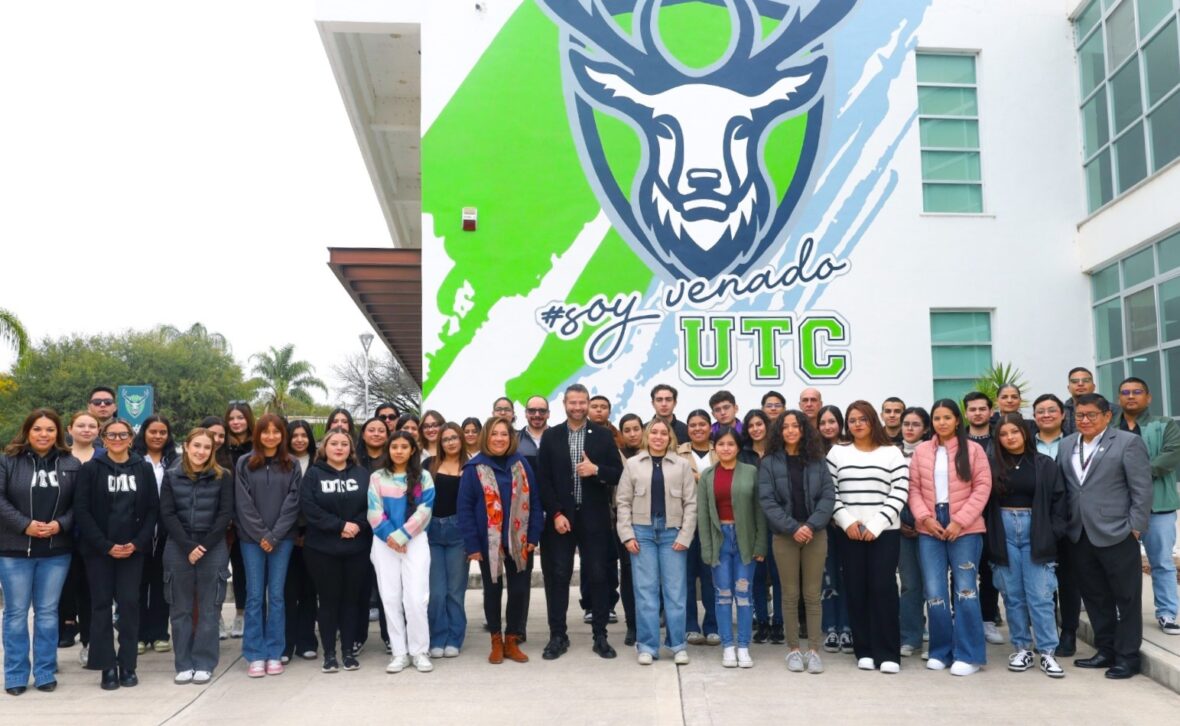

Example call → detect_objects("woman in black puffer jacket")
159 428 234 685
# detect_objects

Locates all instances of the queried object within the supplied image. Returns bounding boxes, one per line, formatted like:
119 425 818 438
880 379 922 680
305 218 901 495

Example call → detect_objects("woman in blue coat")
457 417 542 665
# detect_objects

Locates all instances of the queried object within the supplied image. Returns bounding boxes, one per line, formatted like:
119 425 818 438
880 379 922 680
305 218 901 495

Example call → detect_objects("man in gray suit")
1057 393 1152 679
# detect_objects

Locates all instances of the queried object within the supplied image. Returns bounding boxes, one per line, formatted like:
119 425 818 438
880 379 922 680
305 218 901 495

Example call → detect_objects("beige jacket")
616 450 697 549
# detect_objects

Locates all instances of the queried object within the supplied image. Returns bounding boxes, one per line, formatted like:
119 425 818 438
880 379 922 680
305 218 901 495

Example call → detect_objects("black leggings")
480 552 533 637
303 548 370 656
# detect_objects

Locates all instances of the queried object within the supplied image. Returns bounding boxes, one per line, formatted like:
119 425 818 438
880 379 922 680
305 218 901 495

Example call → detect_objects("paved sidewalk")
2 586 1179 724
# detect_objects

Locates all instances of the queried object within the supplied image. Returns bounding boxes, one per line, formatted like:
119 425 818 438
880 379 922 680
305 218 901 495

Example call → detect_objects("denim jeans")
427 516 468 649
753 530 782 625
918 504 986 665
1143 511 1179 619
240 539 294 662
992 509 1059 654
0 554 70 689
629 518 687 657
685 532 717 635
821 525 850 634
712 524 755 648
898 533 925 648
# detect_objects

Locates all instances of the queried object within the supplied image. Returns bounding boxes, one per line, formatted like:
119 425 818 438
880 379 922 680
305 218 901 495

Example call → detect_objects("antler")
728 0 761 62
538 0 669 74
756 0 855 64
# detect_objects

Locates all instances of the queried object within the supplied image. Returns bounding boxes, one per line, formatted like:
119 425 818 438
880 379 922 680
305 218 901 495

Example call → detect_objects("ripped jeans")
917 504 987 666
711 524 755 648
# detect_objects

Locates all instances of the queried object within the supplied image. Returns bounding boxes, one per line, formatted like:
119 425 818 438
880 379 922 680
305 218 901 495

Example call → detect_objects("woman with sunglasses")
74 419 159 690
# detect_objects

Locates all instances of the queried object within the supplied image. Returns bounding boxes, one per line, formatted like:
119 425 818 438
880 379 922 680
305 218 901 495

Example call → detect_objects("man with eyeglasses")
492 397 516 425
1115 377 1180 637
880 397 905 445
650 384 689 444
760 390 786 422
1059 393 1152 679
1062 367 1120 436
1032 393 1081 655
798 388 822 427
88 386 118 427
517 396 550 474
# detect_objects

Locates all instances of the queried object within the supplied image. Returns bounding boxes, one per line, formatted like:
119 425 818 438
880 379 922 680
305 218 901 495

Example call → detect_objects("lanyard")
1077 438 1098 474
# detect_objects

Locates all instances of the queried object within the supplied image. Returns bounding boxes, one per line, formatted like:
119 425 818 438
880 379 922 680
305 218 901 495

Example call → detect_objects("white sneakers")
1008 649 1034 672
429 647 445 659
856 657 875 670
1040 653 1065 678
879 661 900 674
736 648 753 668
231 614 245 639
193 671 212 684
950 661 979 676
674 650 690 665
386 655 409 673
78 646 89 667
637 652 654 666
443 646 460 658
413 654 434 673
927 658 947 671
722 646 737 668
175 670 194 684
983 622 1005 644
900 644 914 657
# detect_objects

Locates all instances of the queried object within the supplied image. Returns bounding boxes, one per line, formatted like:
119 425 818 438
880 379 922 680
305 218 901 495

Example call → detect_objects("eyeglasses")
1068 377 1093 385
90 399 114 406
526 407 549 415
1074 412 1104 422
423 423 441 430
440 436 460 444
1033 408 1061 416
103 431 131 441
846 417 868 426
1120 388 1146 396
763 402 784 410
493 407 513 414
377 414 398 421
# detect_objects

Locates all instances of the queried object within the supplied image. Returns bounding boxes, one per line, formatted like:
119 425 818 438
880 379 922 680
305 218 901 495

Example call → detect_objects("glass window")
1083 89 1111 158
1126 286 1159 350
934 380 975 405
1159 231 1180 273
1123 245 1157 286
930 311 991 342
1079 30 1108 96
921 151 982 181
1128 351 1164 406
1160 277 1180 341
1086 149 1115 211
1077 0 1104 43
1107 0 1139 71
1095 298 1125 359
1115 122 1149 191
1150 90 1180 170
1092 262 1122 301
917 86 979 116
1166 347 1180 414
1097 361 1124 402
1144 19 1180 105
916 54 977 84
1111 60 1144 132
932 346 993 378
1138 0 1175 38
919 119 980 148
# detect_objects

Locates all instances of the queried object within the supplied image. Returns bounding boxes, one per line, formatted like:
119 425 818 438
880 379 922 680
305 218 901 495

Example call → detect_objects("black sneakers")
343 654 360 671
542 635 569 660
592 635 617 659
322 655 339 673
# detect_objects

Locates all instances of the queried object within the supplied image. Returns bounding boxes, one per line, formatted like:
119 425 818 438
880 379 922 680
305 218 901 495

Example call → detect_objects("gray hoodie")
234 454 301 546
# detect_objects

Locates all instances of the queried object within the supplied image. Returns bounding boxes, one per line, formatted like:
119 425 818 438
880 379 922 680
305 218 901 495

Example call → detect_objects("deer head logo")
122 391 149 418
538 0 856 280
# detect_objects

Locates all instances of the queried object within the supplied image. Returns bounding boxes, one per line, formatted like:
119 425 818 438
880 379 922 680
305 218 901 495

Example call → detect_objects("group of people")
0 365 1170 695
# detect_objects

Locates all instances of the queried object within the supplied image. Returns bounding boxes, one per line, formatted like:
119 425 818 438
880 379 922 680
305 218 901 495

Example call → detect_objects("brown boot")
489 632 504 664
504 634 529 663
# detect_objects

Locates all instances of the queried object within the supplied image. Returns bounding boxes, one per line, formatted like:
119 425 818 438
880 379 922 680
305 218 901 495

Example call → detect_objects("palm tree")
249 344 328 416
0 308 29 358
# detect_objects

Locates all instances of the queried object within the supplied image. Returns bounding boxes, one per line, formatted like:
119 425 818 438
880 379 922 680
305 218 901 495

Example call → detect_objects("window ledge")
920 212 996 219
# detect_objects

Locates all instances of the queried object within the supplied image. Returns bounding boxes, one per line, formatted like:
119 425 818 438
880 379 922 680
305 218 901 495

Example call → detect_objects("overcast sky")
0 1 391 403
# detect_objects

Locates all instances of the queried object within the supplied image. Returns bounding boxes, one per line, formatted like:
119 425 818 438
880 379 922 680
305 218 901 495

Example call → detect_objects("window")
1075 0 1180 213
1091 227 1180 415
930 311 992 403
917 53 983 213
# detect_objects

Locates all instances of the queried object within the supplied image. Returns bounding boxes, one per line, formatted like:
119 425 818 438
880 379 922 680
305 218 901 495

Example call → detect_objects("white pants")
371 533 431 657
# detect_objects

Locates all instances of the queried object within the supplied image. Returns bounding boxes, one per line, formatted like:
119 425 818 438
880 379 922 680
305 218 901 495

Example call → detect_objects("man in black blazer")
1057 393 1152 679
537 383 623 660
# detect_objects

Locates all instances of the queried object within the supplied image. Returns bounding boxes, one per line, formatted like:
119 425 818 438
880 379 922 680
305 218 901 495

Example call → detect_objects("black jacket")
757 452 836 535
159 465 234 554
299 460 372 557
985 452 1068 565
0 450 81 557
537 421 623 525
74 452 159 556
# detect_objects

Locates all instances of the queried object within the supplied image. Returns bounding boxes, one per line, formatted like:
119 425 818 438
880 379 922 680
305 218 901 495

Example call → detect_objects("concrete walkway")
1 586 1178 725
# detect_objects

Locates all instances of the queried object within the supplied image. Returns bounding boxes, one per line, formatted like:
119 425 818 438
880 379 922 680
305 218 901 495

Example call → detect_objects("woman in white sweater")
826 400 910 674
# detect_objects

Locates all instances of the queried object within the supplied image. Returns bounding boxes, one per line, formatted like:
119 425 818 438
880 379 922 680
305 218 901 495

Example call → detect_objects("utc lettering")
107 474 137 493
321 478 359 493
30 471 59 488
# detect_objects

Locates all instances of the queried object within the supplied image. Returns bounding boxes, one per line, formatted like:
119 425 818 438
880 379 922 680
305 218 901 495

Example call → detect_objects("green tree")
0 325 253 441
249 344 327 417
0 308 29 358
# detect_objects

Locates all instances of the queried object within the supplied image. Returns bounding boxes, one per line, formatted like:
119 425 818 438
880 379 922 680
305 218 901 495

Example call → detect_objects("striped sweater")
826 443 910 537
367 469 435 546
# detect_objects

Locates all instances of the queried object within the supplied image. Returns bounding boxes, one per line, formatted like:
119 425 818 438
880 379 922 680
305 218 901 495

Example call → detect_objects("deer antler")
538 0 670 75
756 0 855 65
728 0 761 62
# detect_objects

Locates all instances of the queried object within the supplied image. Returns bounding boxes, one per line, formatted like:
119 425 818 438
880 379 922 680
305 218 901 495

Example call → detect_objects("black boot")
100 668 119 691
1057 630 1077 657
592 635 617 659
119 668 138 688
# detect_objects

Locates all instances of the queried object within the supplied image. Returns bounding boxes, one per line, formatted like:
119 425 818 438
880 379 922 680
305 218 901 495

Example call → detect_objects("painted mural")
422 0 933 413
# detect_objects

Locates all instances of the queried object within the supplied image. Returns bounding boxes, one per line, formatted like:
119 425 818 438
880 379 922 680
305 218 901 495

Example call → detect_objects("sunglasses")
526 407 549 415
90 398 115 406
377 414 398 421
